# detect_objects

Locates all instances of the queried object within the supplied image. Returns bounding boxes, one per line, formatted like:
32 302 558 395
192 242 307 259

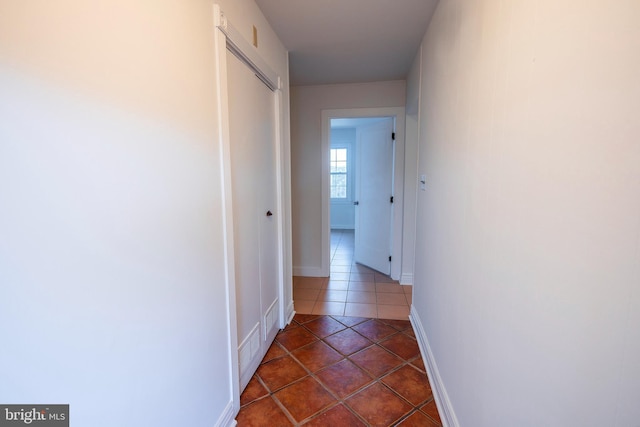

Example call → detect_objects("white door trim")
321 107 406 279
212 3 286 415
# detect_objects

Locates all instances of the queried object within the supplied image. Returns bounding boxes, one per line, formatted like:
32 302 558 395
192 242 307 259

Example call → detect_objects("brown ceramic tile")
344 302 378 318
276 325 319 351
256 355 308 391
349 272 375 282
238 311 444 427
350 345 403 377
235 395 293 426
292 340 343 372
295 299 315 314
377 304 410 320
302 404 366 427
346 382 413 426
331 315 368 327
410 355 427 373
396 410 440 427
261 341 287 364
376 283 405 294
304 316 346 338
240 375 269 407
421 399 442 424
380 318 412 331
324 328 372 355
379 332 421 360
381 365 433 406
274 376 337 423
315 359 373 398
311 301 346 316
294 313 321 324
294 287 322 301
317 289 348 302
377 292 409 305
347 291 377 304
325 280 349 291
352 319 397 342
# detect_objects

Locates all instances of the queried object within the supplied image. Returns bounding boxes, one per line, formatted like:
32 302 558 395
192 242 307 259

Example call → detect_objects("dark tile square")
294 313 321 324
316 359 373 398
274 376 337 422
379 332 421 361
380 318 412 331
381 365 432 406
324 328 372 355
346 382 413 426
421 399 442 424
350 345 403 378
331 315 369 327
353 319 397 342
235 395 293 426
303 404 366 427
276 324 319 351
410 355 427 373
292 340 343 372
256 355 308 391
304 316 347 338
396 410 440 426
240 375 269 407
261 341 287 364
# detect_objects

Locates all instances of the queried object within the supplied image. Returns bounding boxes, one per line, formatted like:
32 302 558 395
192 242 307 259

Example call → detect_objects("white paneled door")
354 118 394 275
227 50 279 391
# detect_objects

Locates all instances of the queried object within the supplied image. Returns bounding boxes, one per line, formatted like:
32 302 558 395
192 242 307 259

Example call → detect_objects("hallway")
236 314 442 426
293 230 412 320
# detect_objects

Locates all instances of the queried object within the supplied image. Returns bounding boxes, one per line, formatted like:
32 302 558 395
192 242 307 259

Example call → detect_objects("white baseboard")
214 400 237 427
400 273 413 285
409 306 459 427
292 266 326 277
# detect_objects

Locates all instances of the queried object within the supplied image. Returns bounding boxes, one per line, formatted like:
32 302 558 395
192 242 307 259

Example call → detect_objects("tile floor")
236 314 442 426
293 230 412 320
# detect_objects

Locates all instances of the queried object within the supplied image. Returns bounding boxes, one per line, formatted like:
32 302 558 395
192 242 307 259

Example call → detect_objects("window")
330 147 348 199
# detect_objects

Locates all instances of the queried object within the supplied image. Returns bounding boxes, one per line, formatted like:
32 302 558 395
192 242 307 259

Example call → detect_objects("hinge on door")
392 132 396 140
389 256 392 262
390 196 394 204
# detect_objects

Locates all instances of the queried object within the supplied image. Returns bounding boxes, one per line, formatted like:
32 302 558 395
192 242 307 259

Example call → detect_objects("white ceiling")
254 0 439 86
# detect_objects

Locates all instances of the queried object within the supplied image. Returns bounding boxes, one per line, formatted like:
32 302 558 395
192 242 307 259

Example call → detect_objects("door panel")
355 118 394 275
227 50 278 390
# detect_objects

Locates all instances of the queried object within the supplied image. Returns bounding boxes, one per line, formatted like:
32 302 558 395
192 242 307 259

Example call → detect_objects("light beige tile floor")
293 229 412 320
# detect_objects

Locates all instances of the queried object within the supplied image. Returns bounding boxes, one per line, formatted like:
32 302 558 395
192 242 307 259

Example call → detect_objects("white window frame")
330 142 354 203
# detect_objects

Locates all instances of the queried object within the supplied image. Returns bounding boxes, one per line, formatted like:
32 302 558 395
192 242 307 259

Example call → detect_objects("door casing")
321 107 406 280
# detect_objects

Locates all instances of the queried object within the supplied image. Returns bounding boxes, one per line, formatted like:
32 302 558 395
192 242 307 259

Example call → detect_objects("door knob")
353 201 359 206
266 210 273 217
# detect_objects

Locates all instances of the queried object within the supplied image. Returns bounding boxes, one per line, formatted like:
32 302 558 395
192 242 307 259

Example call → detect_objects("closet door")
227 50 279 391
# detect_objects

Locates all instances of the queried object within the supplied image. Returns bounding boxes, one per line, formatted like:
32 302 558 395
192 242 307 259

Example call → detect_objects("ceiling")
254 0 439 86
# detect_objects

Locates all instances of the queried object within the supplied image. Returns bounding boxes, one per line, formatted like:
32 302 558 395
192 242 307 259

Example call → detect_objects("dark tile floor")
236 314 443 426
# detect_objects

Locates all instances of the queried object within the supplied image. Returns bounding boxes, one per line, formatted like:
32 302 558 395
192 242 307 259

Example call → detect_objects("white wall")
411 1 640 426
291 81 406 274
330 128 356 229
0 1 290 425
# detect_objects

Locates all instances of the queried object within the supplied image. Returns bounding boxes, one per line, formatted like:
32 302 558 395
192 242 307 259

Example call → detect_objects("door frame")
321 107 406 279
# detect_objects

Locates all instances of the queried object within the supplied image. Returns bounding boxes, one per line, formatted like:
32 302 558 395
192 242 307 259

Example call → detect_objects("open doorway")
321 107 406 280
330 117 395 275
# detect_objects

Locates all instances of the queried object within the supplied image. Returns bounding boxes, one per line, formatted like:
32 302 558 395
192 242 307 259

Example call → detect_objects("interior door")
227 50 278 391
354 118 394 275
